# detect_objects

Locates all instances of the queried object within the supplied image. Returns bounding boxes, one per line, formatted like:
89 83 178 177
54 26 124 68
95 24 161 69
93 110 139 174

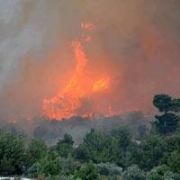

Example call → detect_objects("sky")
0 0 179 120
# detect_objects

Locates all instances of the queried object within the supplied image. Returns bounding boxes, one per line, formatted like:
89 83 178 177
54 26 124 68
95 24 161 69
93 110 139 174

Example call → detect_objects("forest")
0 94 179 180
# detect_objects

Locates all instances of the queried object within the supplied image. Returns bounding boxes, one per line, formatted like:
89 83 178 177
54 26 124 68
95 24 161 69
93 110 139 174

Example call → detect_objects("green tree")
167 151 180 173
76 129 112 163
110 128 132 167
74 162 99 180
110 127 131 150
153 94 180 135
27 139 47 166
96 162 122 176
58 157 80 176
146 165 170 180
122 165 145 180
154 113 179 135
0 156 15 175
0 132 25 175
133 136 166 170
74 144 89 162
38 153 61 177
75 128 132 166
165 134 180 152
56 134 74 158
62 134 74 145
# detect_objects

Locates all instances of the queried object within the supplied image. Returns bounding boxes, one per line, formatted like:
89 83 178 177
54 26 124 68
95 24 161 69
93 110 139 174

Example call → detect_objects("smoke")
0 0 179 120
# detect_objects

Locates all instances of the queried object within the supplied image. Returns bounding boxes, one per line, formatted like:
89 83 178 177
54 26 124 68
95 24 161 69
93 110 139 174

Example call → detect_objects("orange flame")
92 78 110 93
43 23 112 120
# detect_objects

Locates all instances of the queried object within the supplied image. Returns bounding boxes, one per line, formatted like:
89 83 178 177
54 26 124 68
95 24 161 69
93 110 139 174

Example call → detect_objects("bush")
37 153 61 177
74 162 99 180
146 165 170 180
97 162 122 176
122 165 145 180
167 151 180 173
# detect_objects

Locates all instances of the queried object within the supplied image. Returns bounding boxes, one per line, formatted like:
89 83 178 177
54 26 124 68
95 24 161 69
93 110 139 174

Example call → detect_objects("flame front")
43 23 113 120
92 78 110 93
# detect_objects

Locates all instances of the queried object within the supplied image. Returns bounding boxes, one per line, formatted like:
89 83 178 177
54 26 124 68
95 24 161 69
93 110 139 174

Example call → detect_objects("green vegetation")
0 94 179 179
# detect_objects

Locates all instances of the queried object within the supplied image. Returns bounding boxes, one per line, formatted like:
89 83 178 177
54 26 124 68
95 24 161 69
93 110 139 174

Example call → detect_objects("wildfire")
43 23 112 120
92 78 110 93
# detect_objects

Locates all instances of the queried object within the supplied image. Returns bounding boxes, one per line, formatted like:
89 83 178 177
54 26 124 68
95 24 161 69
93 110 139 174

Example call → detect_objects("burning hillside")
0 0 179 121
43 23 114 120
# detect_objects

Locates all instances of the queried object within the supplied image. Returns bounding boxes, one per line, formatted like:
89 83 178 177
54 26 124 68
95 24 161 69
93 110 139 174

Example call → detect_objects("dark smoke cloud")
0 0 179 120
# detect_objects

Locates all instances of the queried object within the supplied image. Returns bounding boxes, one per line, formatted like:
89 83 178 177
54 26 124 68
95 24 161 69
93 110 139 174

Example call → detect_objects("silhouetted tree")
155 113 179 135
153 94 179 135
153 94 172 113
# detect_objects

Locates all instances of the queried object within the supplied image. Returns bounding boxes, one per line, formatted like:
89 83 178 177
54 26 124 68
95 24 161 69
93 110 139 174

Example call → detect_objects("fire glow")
43 23 113 120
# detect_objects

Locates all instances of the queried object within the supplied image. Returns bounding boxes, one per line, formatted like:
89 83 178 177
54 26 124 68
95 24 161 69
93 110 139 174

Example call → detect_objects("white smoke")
0 0 55 92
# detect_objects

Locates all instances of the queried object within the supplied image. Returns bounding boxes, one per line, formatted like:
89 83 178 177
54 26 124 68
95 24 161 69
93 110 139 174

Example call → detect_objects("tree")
79 130 112 163
153 94 180 135
167 151 180 173
0 132 25 175
37 153 61 177
154 113 179 135
74 162 99 180
83 130 108 151
56 134 74 158
110 127 131 150
153 94 172 113
0 156 15 176
110 128 132 167
58 157 80 176
122 165 145 180
133 136 166 170
62 134 74 145
146 165 170 180
171 99 180 112
96 162 122 176
27 139 48 166
74 144 89 161
153 94 180 113
74 128 132 166
165 134 180 152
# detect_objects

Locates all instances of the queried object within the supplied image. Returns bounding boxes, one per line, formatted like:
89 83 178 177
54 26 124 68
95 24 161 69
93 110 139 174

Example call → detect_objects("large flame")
43 23 112 120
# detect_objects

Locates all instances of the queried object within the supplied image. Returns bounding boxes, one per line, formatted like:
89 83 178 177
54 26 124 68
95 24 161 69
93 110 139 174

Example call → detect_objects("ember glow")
92 78 110 93
43 24 113 120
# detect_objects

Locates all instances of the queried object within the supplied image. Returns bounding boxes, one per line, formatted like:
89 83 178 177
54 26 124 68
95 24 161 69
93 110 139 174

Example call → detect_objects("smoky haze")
0 0 179 120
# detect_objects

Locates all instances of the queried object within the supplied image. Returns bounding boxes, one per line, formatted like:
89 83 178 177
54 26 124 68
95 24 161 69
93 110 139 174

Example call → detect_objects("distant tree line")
0 94 179 179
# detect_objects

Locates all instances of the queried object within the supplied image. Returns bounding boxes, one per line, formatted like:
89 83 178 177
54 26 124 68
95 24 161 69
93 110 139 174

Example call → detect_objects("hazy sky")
0 0 179 120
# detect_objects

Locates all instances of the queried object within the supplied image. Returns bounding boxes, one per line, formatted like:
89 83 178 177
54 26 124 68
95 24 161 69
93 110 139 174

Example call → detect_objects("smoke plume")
0 0 179 120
